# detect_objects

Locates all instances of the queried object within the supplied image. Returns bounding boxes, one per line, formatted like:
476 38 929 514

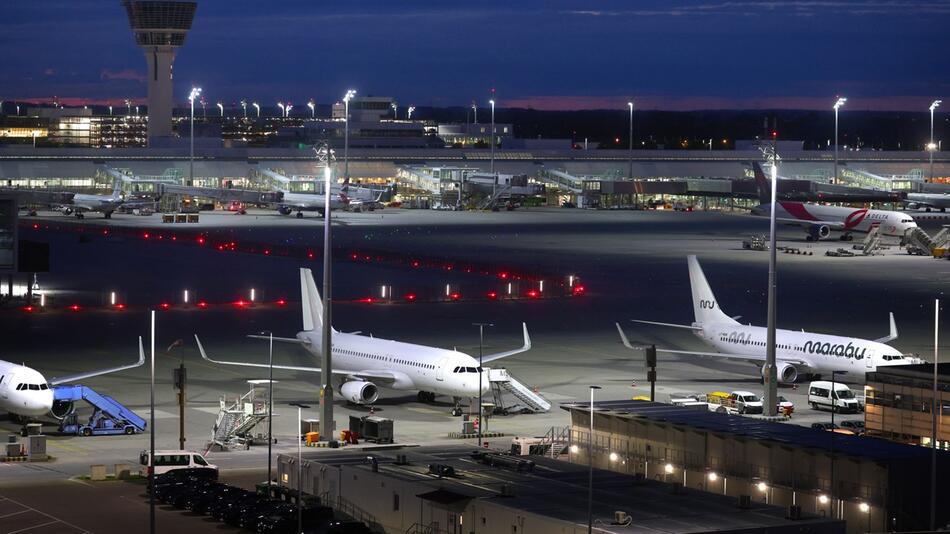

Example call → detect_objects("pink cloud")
100 68 146 83
502 95 941 112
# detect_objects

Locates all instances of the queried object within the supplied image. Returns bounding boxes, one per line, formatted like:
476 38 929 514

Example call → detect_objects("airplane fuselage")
754 201 917 237
696 322 910 379
905 192 950 210
295 330 488 398
0 360 54 417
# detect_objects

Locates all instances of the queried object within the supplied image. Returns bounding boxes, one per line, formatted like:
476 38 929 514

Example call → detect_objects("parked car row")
148 469 371 533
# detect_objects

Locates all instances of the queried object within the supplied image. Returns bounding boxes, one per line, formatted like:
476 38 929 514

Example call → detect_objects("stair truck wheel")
82 427 92 436
125 426 135 435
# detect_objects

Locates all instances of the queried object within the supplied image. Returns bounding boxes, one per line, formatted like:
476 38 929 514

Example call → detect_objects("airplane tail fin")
300 268 323 332
111 175 123 200
687 256 737 326
752 162 771 204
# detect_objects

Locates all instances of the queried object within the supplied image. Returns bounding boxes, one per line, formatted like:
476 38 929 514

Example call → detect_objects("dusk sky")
2 0 949 111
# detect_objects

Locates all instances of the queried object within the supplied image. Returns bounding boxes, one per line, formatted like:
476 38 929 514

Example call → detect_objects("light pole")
252 102 260 118
261 330 274 495
764 159 779 416
587 385 601 534
391 102 398 120
320 156 335 442
277 102 285 118
286 104 293 117
931 298 939 531
472 101 477 124
628 100 635 207
125 98 131 116
830 369 844 519
217 102 224 117
489 98 496 174
473 323 493 447
148 311 156 534
188 87 201 187
241 100 247 119
109 105 113 116
308 101 315 119
929 100 941 182
833 97 846 184
343 89 356 185
407 106 415 120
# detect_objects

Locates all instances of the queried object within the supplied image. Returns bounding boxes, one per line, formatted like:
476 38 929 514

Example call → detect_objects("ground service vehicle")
706 390 764 414
140 449 218 476
808 381 861 413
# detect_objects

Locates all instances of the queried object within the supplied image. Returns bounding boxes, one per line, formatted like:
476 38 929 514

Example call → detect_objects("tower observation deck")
122 1 197 145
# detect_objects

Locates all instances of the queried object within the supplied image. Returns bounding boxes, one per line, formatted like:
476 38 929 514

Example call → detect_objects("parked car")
839 420 866 434
810 422 855 435
257 504 335 533
808 381 861 413
210 490 259 522
188 483 245 515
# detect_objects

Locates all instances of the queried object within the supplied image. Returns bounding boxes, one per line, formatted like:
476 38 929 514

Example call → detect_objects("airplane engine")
277 206 292 215
761 363 799 384
340 380 379 405
807 224 831 241
61 207 73 215
50 400 75 420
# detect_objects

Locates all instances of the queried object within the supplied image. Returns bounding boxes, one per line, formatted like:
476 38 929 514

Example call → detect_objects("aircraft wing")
481 323 531 363
873 313 898 343
775 217 846 229
196 335 354 375
49 337 147 385
655 347 810 368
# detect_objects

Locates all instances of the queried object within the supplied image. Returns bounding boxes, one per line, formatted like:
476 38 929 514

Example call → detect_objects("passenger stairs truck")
53 385 147 436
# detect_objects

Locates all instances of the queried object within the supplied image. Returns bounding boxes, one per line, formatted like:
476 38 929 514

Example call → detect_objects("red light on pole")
307 251 315 259
411 260 421 268
264 249 271 255
143 232 150 239
499 272 509 279
573 285 586 295
235 299 247 308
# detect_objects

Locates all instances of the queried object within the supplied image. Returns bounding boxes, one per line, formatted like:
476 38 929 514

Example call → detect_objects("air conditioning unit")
613 511 630 525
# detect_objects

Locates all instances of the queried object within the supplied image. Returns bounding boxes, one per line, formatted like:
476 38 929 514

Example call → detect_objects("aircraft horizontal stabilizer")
481 323 531 363
246 334 310 344
49 336 147 385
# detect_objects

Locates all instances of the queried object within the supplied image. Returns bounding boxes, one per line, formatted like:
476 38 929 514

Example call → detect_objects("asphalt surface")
1 207 948 497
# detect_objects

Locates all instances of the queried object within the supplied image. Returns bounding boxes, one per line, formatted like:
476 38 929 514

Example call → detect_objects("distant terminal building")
123 0 197 145
437 122 513 147
865 363 949 449
562 400 950 533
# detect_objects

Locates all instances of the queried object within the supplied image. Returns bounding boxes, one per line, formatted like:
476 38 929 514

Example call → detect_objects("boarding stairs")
487 368 551 413
52 385 147 434
861 225 884 255
538 425 571 459
211 386 269 449
903 226 950 256
477 184 513 210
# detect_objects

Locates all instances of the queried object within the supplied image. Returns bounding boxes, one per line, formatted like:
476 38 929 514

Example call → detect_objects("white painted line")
7 520 59 534
0 509 29 519
0 495 91 534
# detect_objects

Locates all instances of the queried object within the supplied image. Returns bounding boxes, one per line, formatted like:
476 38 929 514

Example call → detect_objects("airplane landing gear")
839 233 853 241
451 397 463 417
296 212 303 219
104 211 112 219
75 212 84 219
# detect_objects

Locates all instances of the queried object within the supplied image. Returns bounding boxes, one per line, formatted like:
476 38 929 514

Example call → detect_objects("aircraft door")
436 358 449 381
865 349 875 370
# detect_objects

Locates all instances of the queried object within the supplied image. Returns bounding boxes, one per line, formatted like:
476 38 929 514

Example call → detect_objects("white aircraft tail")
111 176 123 200
687 256 738 326
300 268 324 332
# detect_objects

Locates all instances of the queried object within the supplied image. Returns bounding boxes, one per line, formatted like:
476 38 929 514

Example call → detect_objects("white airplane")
749 163 918 241
0 339 146 422
276 190 348 218
904 192 950 212
616 256 923 384
196 268 532 415
59 178 127 219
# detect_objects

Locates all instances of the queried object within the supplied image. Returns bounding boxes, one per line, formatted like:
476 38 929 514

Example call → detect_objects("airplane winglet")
874 312 898 343
480 322 532 363
49 337 147 386
616 322 637 350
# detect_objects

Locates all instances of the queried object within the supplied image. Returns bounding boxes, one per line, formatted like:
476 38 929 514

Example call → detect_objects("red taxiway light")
498 272 509 279
359 297 375 304
22 305 34 313
115 303 126 310
234 300 248 308
404 293 417 302
275 299 287 306
197 236 206 245
307 251 315 259
68 304 81 312
411 260 421 268
264 249 271 255
32 223 39 230
196 301 209 309
142 232 150 239
449 292 461 301
159 302 171 310
572 285 586 295
526 290 539 298
486 291 498 300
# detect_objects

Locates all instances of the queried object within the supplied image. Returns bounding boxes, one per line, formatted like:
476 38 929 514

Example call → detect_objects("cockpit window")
16 384 24 391
466 367 477 373
28 384 40 391
40 384 49 390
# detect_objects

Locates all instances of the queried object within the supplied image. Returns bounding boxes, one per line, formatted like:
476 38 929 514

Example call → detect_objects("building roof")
562 400 944 462
288 446 842 534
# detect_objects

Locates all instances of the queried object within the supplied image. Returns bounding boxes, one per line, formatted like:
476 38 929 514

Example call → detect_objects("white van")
139 450 218 476
808 381 860 413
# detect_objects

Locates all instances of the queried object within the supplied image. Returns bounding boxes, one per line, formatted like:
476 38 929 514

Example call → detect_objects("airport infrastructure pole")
830 370 839 519
932 299 939 531
321 162 334 441
833 97 846 184
763 163 778 417
628 101 635 207
190 98 194 186
587 385 600 534
149 310 156 534
298 404 303 534
268 331 274 491
473 323 493 447
930 101 941 182
490 99 496 175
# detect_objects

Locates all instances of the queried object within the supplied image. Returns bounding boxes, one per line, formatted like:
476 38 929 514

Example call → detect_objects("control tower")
123 1 197 145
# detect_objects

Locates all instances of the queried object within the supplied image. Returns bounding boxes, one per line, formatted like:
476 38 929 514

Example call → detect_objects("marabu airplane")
196 268 533 415
617 256 923 383
749 163 918 241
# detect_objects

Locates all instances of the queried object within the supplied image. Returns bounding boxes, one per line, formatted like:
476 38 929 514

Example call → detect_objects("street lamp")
407 106 415 120
277 102 285 118
472 101 477 124
241 100 247 118
628 100 635 207
307 100 315 119
109 105 113 116
343 89 356 184
929 100 942 181
188 87 202 187
829 369 845 518
252 102 260 118
833 97 846 184
217 102 224 117
587 385 601 534
125 98 131 116
489 98 496 175
473 323 493 447
286 103 293 117
391 102 398 120
260 330 275 496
